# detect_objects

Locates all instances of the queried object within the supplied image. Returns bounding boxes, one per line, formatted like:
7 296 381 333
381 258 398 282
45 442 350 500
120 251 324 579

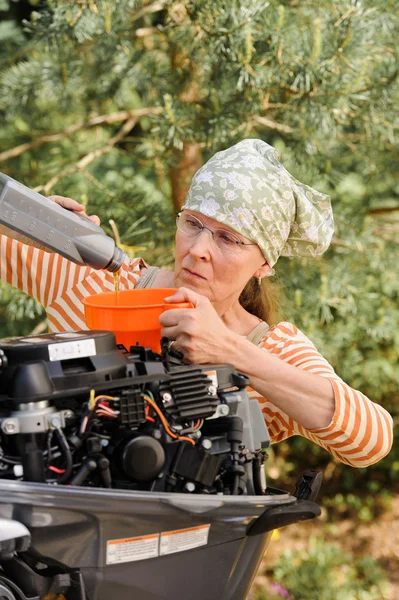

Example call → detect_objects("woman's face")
173 211 270 305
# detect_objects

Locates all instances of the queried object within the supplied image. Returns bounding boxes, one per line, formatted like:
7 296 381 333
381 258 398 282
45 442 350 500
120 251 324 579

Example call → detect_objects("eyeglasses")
176 212 257 252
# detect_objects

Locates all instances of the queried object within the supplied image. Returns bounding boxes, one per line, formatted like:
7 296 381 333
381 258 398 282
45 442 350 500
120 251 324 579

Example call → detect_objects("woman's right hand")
48 195 101 226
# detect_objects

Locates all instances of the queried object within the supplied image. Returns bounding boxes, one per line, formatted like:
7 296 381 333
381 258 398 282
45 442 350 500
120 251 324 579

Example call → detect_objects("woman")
0 139 393 467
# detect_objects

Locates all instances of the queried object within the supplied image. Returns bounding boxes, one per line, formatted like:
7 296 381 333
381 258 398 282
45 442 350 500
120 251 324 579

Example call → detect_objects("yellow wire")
94 394 118 403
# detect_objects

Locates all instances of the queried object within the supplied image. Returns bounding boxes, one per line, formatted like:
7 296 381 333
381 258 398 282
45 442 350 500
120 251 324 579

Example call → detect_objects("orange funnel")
83 288 191 353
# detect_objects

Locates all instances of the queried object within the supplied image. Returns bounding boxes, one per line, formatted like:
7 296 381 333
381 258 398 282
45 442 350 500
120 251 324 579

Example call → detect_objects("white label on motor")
48 338 96 362
159 525 210 556
106 534 160 565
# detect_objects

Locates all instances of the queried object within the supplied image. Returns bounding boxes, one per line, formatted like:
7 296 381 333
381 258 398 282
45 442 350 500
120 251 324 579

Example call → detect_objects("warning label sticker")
106 525 211 564
106 533 159 565
160 525 210 556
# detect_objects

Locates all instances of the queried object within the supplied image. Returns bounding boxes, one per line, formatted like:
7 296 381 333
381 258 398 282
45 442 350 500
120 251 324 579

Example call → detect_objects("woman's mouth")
183 268 206 280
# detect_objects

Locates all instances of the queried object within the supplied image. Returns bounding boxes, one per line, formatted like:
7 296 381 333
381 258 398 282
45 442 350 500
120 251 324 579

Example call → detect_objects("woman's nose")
189 229 213 259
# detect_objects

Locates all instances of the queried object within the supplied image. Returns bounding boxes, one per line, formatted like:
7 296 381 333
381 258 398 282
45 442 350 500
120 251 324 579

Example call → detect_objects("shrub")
252 537 391 600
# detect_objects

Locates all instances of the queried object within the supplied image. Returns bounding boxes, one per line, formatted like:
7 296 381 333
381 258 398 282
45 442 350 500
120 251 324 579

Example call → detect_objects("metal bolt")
13 464 23 478
162 392 172 405
152 429 162 440
208 385 217 396
185 482 195 493
2 420 17 434
219 404 230 416
201 438 212 450
50 416 61 429
63 410 74 419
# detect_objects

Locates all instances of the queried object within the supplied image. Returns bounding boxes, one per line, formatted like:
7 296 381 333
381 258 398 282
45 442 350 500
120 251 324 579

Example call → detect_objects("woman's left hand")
159 287 236 364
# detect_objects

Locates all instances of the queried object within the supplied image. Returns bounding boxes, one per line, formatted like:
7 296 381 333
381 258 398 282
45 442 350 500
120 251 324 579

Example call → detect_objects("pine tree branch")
135 27 160 37
81 170 116 198
368 207 399 216
351 69 399 95
35 117 138 195
0 107 162 164
340 134 369 142
131 1 167 22
330 237 359 249
372 224 399 241
261 103 292 110
266 63 397 100
30 320 48 335
109 219 122 247
252 116 294 134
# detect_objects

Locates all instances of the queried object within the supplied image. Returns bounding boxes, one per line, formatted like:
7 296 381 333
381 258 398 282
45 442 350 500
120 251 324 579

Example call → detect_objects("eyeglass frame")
175 211 258 248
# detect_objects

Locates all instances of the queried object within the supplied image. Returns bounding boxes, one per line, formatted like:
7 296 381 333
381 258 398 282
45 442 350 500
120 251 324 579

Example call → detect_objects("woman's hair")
239 276 284 325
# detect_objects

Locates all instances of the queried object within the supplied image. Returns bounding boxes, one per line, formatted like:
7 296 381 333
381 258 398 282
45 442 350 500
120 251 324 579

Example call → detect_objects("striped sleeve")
0 234 144 332
253 321 393 468
0 234 67 305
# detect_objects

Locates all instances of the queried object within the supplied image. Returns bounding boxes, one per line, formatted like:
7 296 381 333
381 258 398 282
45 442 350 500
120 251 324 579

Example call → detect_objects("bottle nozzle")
106 247 127 272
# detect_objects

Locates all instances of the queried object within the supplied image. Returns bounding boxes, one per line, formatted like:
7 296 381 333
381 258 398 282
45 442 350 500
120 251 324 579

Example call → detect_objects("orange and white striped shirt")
0 235 393 468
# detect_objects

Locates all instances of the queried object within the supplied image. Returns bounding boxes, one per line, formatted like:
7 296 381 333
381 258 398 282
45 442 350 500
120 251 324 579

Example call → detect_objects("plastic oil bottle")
0 172 127 272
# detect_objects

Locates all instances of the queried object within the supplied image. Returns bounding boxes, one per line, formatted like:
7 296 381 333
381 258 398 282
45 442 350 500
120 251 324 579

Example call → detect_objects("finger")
163 290 185 303
168 340 186 360
159 307 190 327
48 195 85 211
160 325 180 339
164 286 204 307
88 215 101 226
76 212 101 226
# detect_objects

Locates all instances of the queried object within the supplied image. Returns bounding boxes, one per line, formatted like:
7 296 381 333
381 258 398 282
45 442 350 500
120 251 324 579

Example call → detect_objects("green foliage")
1 1 397 170
260 537 391 600
0 0 397 491
323 490 392 523
0 282 45 337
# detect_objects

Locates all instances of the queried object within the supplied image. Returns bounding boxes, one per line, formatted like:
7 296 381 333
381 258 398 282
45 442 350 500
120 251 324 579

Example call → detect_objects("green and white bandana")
182 139 334 268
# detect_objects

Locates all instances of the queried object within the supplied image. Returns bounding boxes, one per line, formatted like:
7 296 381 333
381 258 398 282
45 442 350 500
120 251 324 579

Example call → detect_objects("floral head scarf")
182 139 334 269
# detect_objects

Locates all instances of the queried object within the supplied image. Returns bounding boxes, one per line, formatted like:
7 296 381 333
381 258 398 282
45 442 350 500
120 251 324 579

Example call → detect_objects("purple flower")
271 582 295 600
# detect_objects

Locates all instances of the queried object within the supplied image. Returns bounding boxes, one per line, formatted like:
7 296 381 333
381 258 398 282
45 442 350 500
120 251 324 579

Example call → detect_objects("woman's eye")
186 219 201 229
217 233 237 245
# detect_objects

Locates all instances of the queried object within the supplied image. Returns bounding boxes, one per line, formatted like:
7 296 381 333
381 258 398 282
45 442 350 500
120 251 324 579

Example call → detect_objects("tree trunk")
169 143 203 212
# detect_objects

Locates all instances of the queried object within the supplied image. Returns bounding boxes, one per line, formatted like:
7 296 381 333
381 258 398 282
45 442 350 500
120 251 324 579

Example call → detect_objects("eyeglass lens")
177 213 245 249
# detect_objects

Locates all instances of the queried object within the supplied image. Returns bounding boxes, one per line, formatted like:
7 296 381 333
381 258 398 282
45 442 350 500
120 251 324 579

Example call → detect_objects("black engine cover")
0 331 128 404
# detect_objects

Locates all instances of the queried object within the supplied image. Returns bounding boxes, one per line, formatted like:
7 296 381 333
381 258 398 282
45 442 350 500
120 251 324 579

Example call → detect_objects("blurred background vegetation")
0 0 398 596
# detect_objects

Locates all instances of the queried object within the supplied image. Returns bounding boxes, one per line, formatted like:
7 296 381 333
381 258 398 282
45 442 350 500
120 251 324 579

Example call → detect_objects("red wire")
49 465 66 474
145 405 156 423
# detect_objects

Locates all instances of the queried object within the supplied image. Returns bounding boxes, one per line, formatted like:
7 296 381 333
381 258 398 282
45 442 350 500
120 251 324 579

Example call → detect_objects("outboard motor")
0 330 321 600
